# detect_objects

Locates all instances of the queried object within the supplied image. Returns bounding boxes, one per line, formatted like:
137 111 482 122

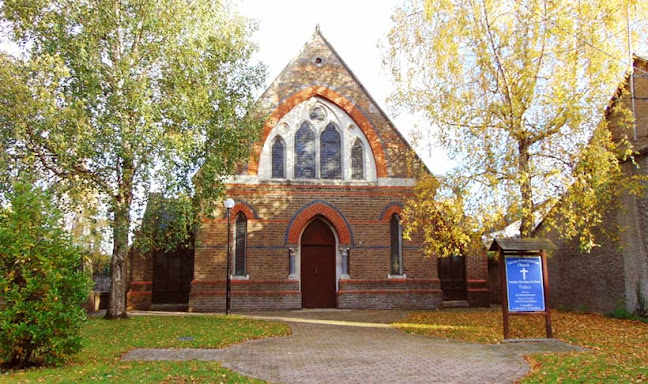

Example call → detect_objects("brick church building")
127 28 489 311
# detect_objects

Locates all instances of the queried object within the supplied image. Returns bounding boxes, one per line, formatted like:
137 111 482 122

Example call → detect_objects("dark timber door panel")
301 219 336 308
439 255 467 300
152 247 194 304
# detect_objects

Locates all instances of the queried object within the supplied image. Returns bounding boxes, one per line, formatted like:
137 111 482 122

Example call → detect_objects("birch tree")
0 0 265 318
387 0 648 255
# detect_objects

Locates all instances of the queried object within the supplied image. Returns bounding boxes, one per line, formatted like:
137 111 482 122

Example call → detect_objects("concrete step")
443 300 469 308
150 303 189 312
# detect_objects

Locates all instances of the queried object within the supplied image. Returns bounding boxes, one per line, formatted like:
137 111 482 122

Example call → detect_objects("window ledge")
230 274 250 280
387 274 406 279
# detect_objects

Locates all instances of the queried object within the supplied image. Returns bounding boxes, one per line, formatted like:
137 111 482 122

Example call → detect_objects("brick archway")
379 202 403 222
285 201 353 245
248 85 388 177
228 201 257 221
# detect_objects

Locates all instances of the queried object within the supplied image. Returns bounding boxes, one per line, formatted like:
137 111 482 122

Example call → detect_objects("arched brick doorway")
300 218 337 308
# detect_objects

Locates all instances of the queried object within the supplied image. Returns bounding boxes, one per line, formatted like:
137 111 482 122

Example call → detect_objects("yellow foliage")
388 0 648 250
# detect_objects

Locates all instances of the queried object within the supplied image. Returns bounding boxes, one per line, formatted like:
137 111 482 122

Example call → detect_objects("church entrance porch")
300 218 337 308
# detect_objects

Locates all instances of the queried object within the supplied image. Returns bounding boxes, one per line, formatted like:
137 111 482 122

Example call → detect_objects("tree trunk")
518 139 534 238
105 199 130 319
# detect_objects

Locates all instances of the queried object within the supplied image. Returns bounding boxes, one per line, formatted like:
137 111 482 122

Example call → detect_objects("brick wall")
338 278 442 309
465 252 489 307
190 280 300 312
188 183 444 311
127 247 154 310
544 218 626 313
127 280 152 310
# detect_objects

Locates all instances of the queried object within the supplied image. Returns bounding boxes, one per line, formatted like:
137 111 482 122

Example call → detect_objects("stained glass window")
320 123 341 179
390 214 402 275
351 139 364 180
295 122 316 178
234 213 247 276
271 137 285 178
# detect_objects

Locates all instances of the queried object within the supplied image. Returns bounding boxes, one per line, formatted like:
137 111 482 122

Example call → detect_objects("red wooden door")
301 219 336 308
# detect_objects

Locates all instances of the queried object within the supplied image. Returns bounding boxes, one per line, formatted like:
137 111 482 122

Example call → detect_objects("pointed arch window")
234 213 247 276
390 214 403 275
351 139 364 180
295 122 316 179
320 123 342 179
271 137 285 178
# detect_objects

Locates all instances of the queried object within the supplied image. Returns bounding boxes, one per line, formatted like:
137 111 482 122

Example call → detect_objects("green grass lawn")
394 308 648 383
0 315 290 383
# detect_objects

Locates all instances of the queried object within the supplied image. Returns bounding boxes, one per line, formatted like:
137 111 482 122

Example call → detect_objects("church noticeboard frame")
505 256 545 312
489 238 554 340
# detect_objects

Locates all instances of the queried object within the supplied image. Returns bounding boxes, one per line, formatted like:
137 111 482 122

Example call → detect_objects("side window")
271 137 285 178
234 213 247 276
320 123 341 179
390 214 403 275
351 139 364 180
295 122 316 178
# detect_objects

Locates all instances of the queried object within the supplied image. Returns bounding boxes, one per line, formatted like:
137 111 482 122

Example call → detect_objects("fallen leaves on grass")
0 316 290 383
394 309 648 382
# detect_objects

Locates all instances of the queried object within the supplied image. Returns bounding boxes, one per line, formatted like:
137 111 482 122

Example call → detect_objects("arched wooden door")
301 218 337 308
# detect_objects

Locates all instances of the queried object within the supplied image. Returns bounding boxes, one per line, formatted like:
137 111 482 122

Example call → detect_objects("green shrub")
0 182 91 368
606 308 648 323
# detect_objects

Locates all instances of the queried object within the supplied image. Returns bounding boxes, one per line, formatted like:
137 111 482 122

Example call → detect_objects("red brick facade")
128 28 489 312
186 184 441 311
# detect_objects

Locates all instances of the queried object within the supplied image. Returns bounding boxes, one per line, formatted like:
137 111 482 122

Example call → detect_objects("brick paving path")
124 310 583 384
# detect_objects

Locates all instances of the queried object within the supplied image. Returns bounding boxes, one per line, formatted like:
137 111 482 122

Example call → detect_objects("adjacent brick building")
128 28 489 311
543 56 648 314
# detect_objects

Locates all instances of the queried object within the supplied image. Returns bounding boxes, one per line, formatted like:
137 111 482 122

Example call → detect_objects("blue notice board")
505 256 545 312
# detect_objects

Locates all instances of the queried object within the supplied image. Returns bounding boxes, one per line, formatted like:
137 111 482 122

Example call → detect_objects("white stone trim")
288 247 299 280
257 96 378 182
225 174 417 187
377 178 416 187
230 274 250 280
387 274 407 279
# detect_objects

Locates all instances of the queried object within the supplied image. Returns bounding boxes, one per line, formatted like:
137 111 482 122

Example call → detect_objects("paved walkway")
124 310 583 384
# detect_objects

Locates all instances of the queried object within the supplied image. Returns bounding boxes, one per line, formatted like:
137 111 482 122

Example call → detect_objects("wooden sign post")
489 238 554 340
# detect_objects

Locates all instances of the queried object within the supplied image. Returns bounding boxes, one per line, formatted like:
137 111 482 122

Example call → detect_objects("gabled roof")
489 238 555 252
260 26 413 154
249 26 425 178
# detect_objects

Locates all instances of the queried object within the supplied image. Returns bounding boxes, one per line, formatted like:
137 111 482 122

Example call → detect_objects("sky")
235 0 452 174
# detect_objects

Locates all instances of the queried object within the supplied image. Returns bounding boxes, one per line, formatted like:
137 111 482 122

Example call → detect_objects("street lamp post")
224 198 235 315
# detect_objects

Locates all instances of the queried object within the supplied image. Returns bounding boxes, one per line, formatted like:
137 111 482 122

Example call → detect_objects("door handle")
314 266 318 276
